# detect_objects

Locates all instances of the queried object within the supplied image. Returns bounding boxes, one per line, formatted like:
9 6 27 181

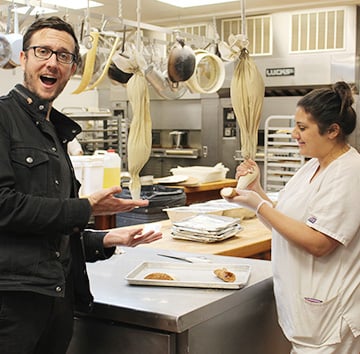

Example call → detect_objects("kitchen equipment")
164 205 224 222
115 184 186 227
171 214 241 243
62 107 120 154
264 115 306 192
125 261 251 289
0 34 11 68
107 62 133 84
145 64 187 100
2 5 22 68
169 130 188 149
186 49 225 94
167 37 196 83
164 198 256 222
157 253 211 263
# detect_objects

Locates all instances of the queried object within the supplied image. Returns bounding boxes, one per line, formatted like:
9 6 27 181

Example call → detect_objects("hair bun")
333 81 354 109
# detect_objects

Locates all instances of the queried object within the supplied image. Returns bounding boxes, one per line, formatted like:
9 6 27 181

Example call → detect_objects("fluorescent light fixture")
43 0 103 10
156 0 237 8
6 0 103 11
13 5 58 15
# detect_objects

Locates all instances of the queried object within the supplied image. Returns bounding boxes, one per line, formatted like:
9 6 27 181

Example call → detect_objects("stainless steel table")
67 248 290 354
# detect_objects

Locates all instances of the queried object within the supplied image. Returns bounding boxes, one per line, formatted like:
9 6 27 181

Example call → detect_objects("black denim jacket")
0 84 114 312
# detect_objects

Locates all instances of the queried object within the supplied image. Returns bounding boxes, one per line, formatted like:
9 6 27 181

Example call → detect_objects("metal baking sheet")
125 262 251 289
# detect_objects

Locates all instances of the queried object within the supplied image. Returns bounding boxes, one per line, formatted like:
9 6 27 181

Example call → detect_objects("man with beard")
0 16 162 354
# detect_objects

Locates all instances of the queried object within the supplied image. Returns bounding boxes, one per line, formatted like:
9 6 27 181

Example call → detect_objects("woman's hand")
103 227 163 248
235 159 261 191
226 189 270 212
88 186 149 216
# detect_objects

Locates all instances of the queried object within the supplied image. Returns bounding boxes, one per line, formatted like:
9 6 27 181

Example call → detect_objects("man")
0 16 162 354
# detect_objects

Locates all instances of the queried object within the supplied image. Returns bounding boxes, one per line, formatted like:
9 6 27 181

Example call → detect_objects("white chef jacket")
272 147 360 348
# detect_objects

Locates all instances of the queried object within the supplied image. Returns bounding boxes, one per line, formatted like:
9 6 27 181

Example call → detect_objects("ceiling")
0 0 359 29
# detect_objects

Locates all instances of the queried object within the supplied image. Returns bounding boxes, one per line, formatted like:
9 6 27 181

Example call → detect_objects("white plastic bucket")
82 155 104 195
70 155 104 196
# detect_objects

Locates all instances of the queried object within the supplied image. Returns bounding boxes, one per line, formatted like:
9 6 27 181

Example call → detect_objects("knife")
157 253 211 263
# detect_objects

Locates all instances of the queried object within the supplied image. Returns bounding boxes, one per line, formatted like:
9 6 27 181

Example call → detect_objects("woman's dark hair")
22 16 80 64
297 81 357 139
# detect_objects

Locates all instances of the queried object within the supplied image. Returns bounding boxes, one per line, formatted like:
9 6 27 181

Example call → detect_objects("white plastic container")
70 155 104 196
82 155 104 195
95 149 121 188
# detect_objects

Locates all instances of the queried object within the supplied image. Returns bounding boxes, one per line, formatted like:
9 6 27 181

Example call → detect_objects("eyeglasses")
26 46 77 64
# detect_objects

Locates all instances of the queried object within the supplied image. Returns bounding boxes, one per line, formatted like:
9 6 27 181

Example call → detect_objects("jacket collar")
12 84 82 143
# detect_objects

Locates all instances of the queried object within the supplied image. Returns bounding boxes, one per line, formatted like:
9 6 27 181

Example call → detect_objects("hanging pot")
145 64 187 100
107 62 133 85
0 34 12 68
167 38 196 83
4 6 23 68
185 49 225 94
5 32 22 67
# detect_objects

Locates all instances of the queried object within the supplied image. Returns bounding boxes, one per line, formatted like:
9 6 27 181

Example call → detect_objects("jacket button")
55 251 60 258
39 105 45 110
25 156 33 164
55 286 62 292
55 180 60 185
51 146 57 152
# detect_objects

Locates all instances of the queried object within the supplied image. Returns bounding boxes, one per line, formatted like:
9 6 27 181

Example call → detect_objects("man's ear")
20 51 27 70
71 62 77 76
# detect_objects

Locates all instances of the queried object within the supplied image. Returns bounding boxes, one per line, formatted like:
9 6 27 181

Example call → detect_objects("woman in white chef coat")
228 81 360 354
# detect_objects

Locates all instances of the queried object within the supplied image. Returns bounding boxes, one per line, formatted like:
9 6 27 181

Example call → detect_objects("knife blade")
157 253 211 263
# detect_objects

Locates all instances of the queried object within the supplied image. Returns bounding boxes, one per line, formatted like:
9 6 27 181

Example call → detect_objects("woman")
228 81 360 353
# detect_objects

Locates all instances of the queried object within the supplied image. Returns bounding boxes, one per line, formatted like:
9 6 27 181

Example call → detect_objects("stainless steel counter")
67 248 290 354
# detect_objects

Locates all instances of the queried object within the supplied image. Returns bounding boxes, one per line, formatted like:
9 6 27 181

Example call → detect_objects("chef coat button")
25 156 33 164
51 146 57 152
39 105 45 110
55 180 60 185
55 251 60 258
55 286 62 293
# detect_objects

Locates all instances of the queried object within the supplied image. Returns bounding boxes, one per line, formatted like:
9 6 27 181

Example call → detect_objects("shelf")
264 115 306 192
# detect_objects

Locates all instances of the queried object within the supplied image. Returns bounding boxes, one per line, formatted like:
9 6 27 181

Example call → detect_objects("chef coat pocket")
292 293 342 346
10 148 49 195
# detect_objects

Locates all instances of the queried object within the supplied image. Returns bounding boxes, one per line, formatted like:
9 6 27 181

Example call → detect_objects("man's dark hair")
22 16 80 64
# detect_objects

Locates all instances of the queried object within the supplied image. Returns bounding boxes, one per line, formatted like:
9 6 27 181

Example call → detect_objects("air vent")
221 15 272 56
176 24 208 37
291 8 345 52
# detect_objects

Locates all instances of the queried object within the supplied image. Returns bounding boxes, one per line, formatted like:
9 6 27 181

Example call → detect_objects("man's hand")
87 186 149 216
103 227 162 248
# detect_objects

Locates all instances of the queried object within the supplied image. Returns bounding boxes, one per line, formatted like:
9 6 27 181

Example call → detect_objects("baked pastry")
220 187 238 198
144 272 174 281
214 268 236 283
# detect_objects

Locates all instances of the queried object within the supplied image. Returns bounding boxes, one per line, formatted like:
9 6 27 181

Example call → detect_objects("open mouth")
40 75 57 85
